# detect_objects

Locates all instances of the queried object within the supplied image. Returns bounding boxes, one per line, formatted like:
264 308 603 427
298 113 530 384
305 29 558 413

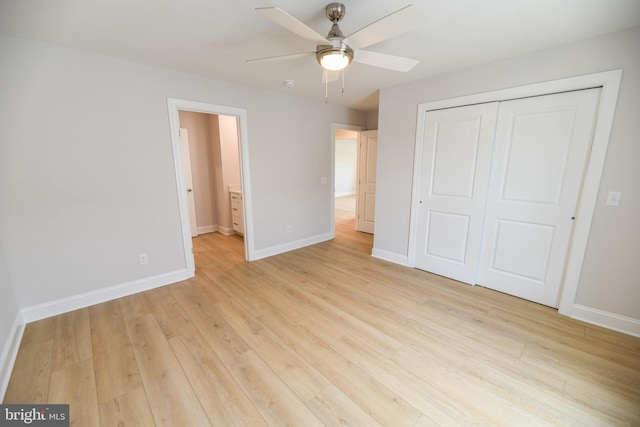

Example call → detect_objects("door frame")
330 122 365 237
407 69 622 316
167 98 253 276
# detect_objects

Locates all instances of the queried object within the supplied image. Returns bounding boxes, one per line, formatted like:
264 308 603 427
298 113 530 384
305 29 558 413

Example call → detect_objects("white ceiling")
1 0 639 111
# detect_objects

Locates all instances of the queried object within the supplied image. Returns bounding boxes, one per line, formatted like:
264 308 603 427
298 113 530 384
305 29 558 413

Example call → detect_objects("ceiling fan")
249 3 425 75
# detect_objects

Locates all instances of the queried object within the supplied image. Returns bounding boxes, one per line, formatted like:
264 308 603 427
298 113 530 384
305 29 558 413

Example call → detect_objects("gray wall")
335 138 357 196
366 110 379 130
0 240 20 392
375 27 640 322
0 243 18 334
0 34 366 310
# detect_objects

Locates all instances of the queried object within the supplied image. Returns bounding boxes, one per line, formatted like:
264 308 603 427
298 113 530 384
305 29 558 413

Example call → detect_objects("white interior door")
356 130 378 234
414 103 498 284
180 128 198 237
476 89 600 306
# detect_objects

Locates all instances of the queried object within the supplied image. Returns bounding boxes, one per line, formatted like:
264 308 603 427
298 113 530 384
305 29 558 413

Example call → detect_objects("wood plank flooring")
5 196 640 425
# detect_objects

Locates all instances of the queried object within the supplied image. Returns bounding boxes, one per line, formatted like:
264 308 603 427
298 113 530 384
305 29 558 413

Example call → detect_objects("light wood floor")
5 196 640 426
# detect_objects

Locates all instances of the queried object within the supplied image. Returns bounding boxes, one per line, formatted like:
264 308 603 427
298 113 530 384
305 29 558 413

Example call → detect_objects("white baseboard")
335 192 356 197
570 304 640 338
217 226 236 236
0 313 25 401
195 226 238 237
250 232 333 261
371 247 409 266
197 225 217 234
21 269 193 323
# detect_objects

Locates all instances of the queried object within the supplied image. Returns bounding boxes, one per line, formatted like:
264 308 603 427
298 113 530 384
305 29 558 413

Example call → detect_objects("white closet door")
476 89 600 306
414 103 498 284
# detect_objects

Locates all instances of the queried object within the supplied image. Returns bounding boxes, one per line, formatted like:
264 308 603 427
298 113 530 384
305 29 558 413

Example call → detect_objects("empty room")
1 1 639 425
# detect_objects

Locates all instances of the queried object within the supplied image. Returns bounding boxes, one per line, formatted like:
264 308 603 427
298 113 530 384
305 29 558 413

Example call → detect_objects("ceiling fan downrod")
322 3 349 103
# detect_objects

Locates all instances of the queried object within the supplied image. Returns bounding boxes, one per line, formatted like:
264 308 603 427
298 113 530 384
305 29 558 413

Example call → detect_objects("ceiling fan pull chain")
325 69 329 103
342 69 345 96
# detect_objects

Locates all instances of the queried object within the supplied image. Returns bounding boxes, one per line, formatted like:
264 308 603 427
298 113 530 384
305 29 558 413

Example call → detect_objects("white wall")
375 26 640 328
0 240 21 398
0 34 366 312
335 138 357 196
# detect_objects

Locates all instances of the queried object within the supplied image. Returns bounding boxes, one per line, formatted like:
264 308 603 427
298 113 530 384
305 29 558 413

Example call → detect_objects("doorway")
331 123 363 237
167 98 252 277
177 111 243 270
334 127 359 231
331 124 379 235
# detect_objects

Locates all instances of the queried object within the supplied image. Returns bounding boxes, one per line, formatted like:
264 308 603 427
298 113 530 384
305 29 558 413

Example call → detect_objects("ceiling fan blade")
353 50 419 72
247 52 314 63
344 5 424 50
256 7 330 45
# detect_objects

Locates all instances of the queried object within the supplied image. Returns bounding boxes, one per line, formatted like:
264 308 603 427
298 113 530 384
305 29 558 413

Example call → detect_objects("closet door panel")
501 109 576 204
414 103 498 284
476 89 600 307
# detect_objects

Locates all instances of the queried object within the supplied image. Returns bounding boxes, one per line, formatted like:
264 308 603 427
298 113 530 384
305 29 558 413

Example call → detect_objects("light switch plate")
606 191 622 206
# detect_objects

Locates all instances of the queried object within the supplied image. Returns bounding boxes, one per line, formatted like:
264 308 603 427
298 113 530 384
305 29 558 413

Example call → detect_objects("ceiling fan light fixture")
316 46 353 71
320 52 350 70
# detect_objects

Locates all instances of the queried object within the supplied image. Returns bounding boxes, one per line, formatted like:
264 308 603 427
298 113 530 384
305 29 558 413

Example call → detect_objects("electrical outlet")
287 225 293 233
320 177 328 185
139 253 149 265
606 191 622 206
